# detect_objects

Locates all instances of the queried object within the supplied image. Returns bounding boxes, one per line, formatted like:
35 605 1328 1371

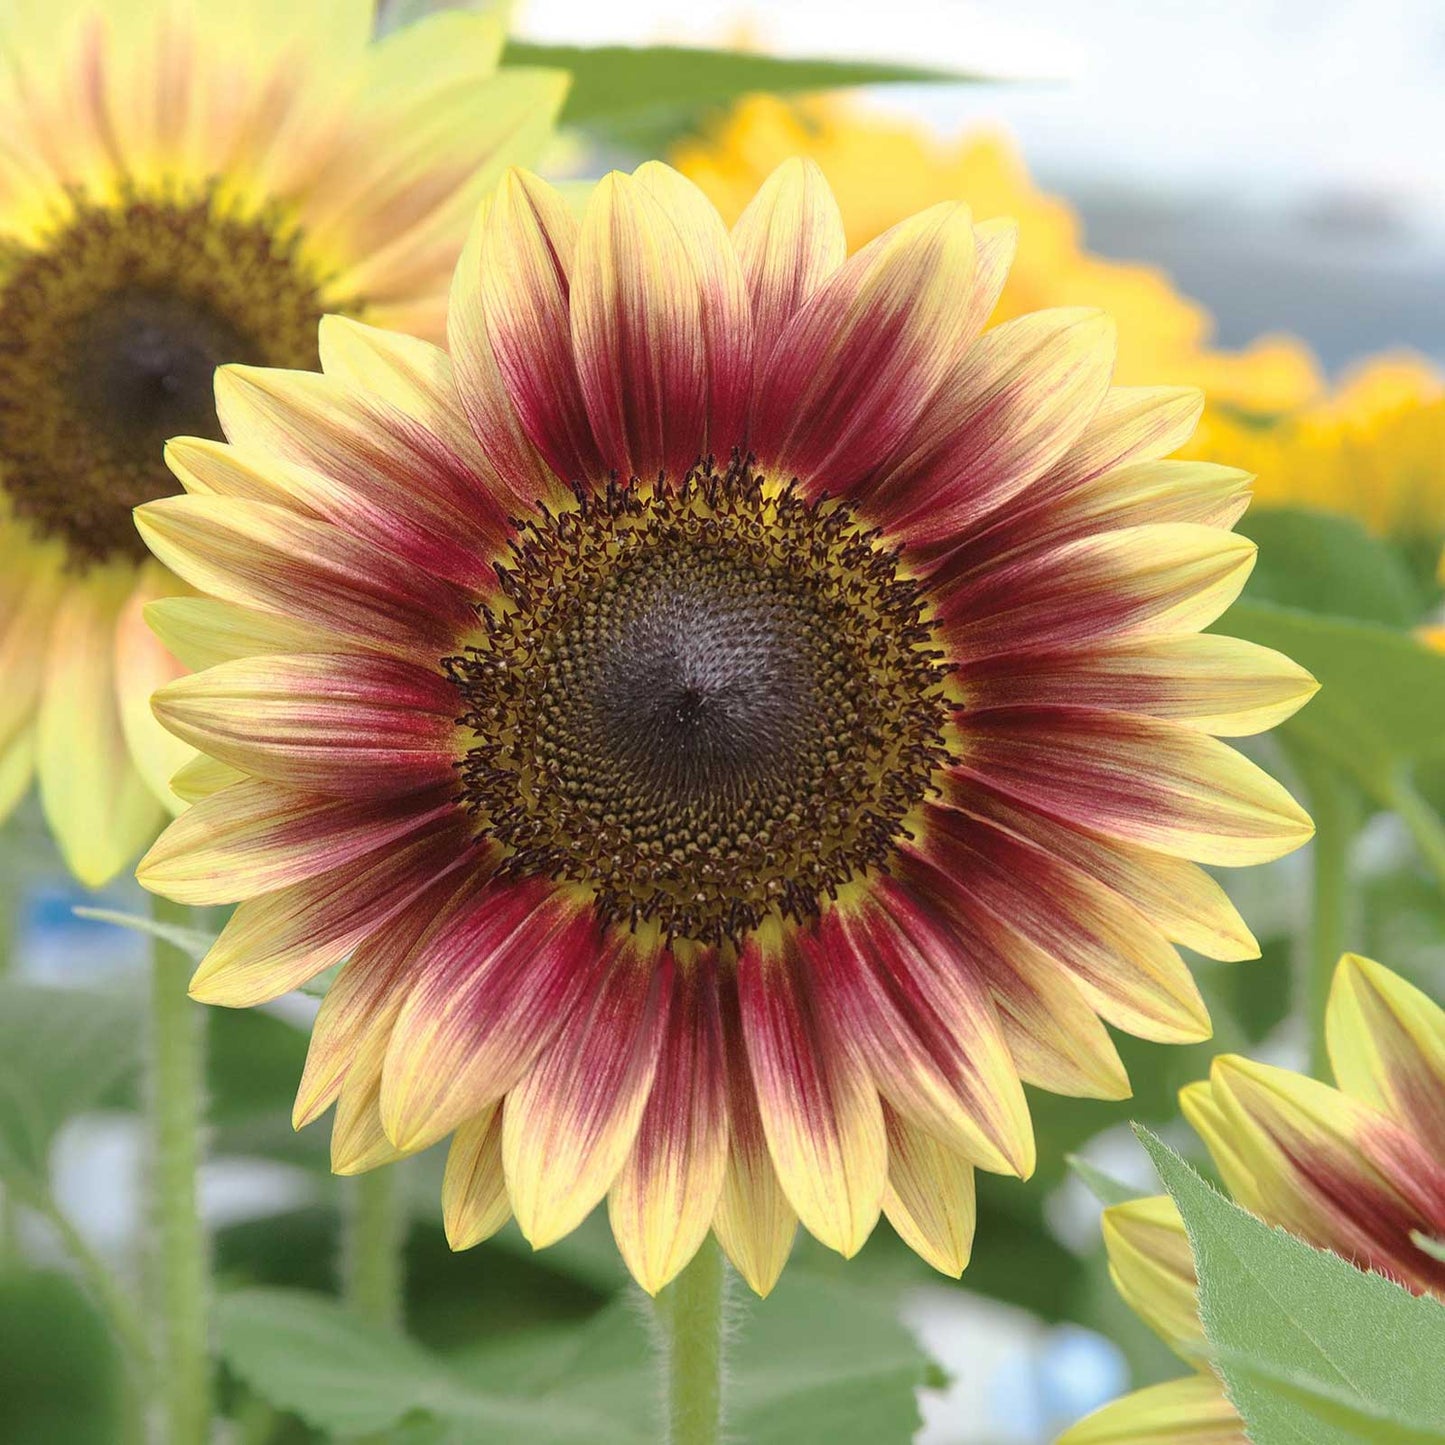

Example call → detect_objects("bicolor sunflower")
1060 953 1445 1445
0 0 566 883
136 160 1316 1296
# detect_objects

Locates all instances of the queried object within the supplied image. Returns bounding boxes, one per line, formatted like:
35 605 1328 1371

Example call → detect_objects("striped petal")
859 308 1115 540
210 366 504 588
168 752 246 805
609 960 730 1294
751 203 978 492
1057 1375 1244 1445
37 568 164 887
331 1019 412 1177
570 171 713 481
138 778 458 905
881 1106 976 1278
910 802 1210 1043
712 984 797 1297
729 157 846 395
188 817 471 1007
1199 1056 1445 1295
1327 953 1445 1155
136 494 474 654
443 1105 510 1250
737 929 887 1257
960 635 1318 737
503 932 672 1248
379 879 605 1152
294 866 485 1128
1102 1196 1202 1358
948 707 1314 867
810 883 1034 1176
938 525 1257 659
950 777 1259 963
151 654 457 798
464 168 602 486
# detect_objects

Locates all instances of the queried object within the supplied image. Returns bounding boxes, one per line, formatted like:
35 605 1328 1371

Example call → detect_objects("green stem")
0 863 17 1262
1298 754 1359 1078
661 1238 728 1445
148 895 211 1445
343 1166 407 1331
1382 768 1445 894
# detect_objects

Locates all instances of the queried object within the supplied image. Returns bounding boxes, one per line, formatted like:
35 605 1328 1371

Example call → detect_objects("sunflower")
1059 953 1445 1445
672 95 1322 413
136 160 1315 1296
1188 351 1445 544
0 0 566 884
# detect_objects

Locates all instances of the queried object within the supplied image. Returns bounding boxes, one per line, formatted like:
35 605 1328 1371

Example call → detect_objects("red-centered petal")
933 455 1252 585
729 157 846 401
470 168 603 486
960 635 1318 738
633 162 753 462
1203 1056 1445 1296
882 1104 977 1277
950 775 1259 962
135 494 475 655
938 524 1256 661
713 979 797 1296
908 801 1209 1043
211 366 506 589
138 778 458 906
503 931 672 1248
737 929 886 1256
608 959 729 1293
447 195 572 509
1057 1375 1244 1445
807 884 1033 1176
293 863 489 1129
570 171 709 481
751 202 977 493
379 878 604 1152
151 654 458 799
187 816 473 1007
1101 1196 1201 1359
950 706 1314 867
859 308 1115 541
895 843 1129 1099
443 1104 510 1250
1328 953 1445 1156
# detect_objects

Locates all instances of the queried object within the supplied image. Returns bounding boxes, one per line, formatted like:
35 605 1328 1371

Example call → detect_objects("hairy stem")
343 1166 407 1331
661 1238 728 1445
148 894 211 1445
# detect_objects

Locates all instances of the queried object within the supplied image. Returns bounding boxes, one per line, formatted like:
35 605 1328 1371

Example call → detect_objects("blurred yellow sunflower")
672 96 1322 412
1188 351 1445 543
137 159 1314 1296
0 0 566 883
1060 953 1445 1444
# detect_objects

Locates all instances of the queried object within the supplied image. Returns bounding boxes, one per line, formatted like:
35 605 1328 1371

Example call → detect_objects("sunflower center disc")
450 459 955 945
0 189 330 567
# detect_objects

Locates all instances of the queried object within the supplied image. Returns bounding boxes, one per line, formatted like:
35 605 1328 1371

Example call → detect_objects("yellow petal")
1057 1374 1244 1445
881 1107 976 1277
443 1105 511 1250
1102 1196 1202 1359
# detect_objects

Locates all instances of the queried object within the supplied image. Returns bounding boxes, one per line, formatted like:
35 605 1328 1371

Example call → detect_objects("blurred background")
5 2 1444 1442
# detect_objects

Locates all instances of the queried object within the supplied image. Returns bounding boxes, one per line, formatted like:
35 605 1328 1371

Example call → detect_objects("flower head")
1059 954 1445 1444
0 0 565 883
138 160 1314 1295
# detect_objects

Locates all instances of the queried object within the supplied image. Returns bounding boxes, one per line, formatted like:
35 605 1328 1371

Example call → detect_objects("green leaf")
0 1270 125 1445
1067 1155 1144 1207
1137 1127 1445 1445
503 42 991 128
1239 508 1426 628
0 981 142 1192
1219 601 1445 788
72 906 218 961
216 1288 644 1442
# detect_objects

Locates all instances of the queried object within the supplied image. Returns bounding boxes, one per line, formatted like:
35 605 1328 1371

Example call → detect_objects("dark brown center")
0 188 331 567
449 458 955 945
